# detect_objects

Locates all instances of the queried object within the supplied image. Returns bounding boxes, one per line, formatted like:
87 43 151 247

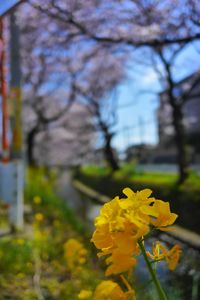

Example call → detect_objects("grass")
81 164 178 184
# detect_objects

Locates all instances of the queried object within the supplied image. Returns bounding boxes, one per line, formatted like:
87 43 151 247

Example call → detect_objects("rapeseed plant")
64 238 88 272
90 187 181 300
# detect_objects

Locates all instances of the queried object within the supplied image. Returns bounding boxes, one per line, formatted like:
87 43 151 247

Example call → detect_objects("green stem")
138 240 168 300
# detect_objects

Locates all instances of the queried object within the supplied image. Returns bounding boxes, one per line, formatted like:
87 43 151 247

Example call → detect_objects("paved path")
137 164 200 174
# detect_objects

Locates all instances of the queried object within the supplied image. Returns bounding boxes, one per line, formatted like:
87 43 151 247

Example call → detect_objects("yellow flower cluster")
34 213 44 223
64 238 87 271
91 187 179 276
78 289 92 299
147 241 181 270
33 196 42 205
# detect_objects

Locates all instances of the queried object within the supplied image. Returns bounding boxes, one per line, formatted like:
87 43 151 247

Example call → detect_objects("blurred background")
0 1 200 299
1 1 200 178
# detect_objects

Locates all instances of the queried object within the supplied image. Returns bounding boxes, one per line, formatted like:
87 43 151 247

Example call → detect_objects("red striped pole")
0 18 9 162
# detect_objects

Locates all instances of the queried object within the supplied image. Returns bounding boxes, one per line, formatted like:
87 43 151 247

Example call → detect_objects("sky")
113 66 160 153
0 0 22 16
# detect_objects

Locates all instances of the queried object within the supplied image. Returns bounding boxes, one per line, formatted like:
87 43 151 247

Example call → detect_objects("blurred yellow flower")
26 262 33 269
53 219 61 227
34 229 43 241
17 272 25 279
16 239 25 246
35 213 44 222
78 289 92 299
161 244 181 270
94 280 133 300
64 238 87 271
33 196 42 205
78 257 86 264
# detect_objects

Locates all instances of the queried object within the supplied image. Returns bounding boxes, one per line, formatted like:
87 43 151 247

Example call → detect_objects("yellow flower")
78 289 92 299
150 200 178 231
105 250 137 276
92 223 114 250
33 196 42 205
94 196 124 231
94 280 131 300
120 188 154 211
121 188 177 231
91 187 179 276
147 242 181 270
64 238 87 271
35 213 44 222
147 241 165 261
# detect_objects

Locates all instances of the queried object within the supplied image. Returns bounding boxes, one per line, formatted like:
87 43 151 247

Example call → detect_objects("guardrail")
73 179 109 205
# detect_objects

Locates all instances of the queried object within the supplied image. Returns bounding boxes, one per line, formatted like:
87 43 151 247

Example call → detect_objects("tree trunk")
104 132 119 172
26 126 38 166
172 105 189 184
96 112 119 172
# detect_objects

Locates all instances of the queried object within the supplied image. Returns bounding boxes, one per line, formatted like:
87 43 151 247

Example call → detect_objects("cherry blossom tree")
29 0 200 47
73 49 126 171
18 2 127 166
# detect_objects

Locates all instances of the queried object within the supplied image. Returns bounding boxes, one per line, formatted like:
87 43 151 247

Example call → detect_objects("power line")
118 118 156 132
117 118 156 152
117 101 137 109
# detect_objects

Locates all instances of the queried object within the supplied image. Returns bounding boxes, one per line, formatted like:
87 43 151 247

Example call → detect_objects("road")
137 164 200 174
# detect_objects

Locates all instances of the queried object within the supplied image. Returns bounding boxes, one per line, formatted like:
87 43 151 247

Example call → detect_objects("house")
125 143 156 164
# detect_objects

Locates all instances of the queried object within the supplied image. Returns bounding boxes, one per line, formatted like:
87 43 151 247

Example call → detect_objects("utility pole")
0 7 24 230
8 11 24 229
139 116 144 145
